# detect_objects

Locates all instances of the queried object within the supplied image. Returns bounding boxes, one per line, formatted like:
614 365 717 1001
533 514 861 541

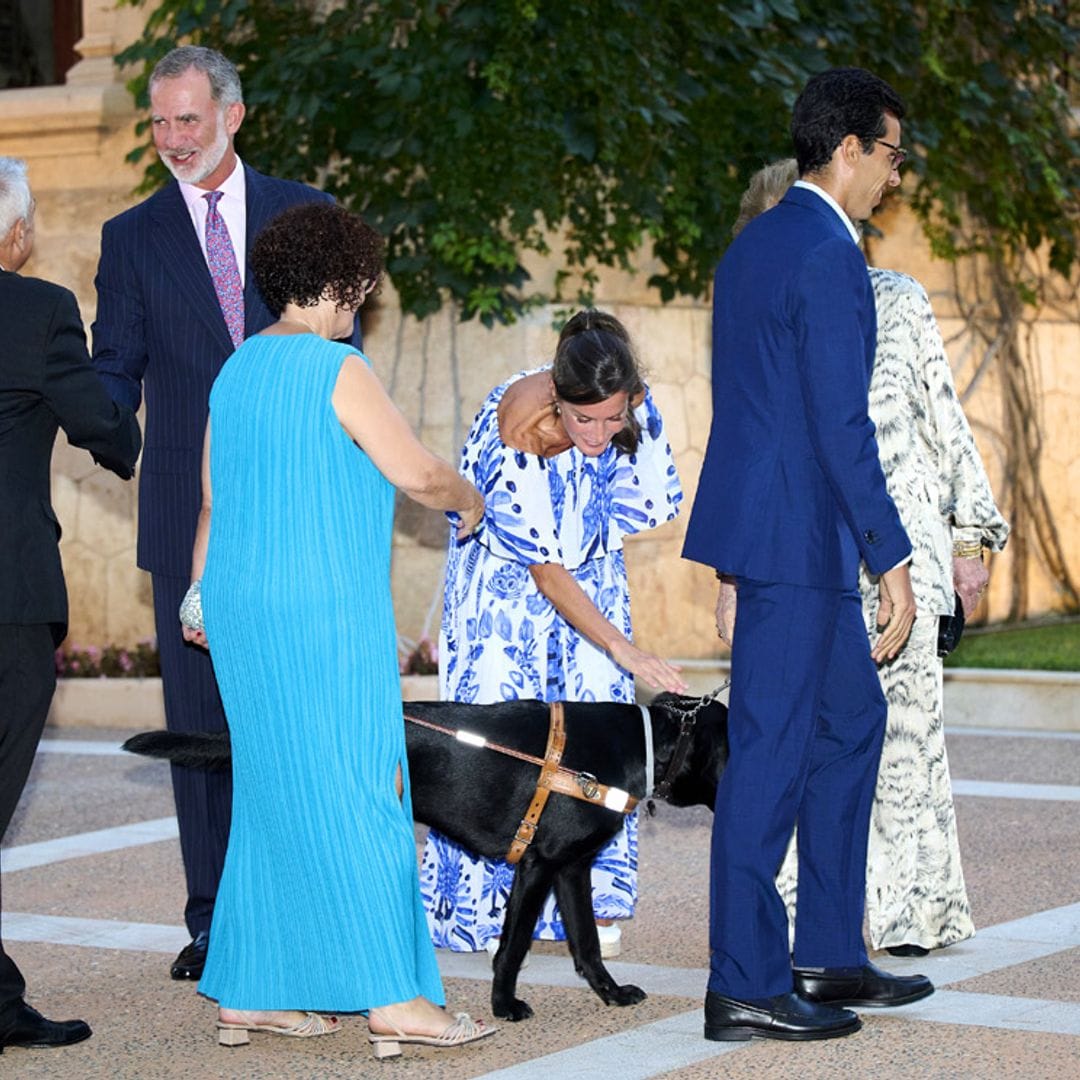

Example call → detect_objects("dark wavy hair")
792 67 905 177
250 203 384 315
552 310 644 454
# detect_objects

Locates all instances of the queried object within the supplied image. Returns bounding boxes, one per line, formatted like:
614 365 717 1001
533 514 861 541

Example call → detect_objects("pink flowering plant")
55 640 161 679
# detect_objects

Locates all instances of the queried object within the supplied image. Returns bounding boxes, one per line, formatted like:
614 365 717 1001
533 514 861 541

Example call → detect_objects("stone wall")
3 2 1077 662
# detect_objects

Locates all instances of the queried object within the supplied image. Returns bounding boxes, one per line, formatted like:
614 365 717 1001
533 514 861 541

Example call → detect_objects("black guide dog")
123 692 728 1021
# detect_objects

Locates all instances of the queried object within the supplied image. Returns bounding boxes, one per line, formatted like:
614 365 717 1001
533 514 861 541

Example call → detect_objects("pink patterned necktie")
203 190 245 348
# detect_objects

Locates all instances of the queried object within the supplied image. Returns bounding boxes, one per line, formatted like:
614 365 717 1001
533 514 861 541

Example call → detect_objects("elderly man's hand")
715 576 737 646
953 554 989 617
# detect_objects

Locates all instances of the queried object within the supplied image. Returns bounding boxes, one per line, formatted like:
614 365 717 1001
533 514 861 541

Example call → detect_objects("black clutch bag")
937 592 966 657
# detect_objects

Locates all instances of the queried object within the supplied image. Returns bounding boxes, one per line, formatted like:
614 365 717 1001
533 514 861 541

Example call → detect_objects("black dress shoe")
0 1002 91 1050
793 961 934 1008
887 944 930 957
170 930 209 980
704 990 861 1042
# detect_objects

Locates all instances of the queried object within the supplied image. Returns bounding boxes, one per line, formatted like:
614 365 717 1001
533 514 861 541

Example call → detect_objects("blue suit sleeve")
91 217 148 412
792 239 910 574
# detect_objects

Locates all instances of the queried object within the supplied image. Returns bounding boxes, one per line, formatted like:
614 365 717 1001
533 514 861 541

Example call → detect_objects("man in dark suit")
683 68 933 1042
0 156 140 1054
91 46 358 981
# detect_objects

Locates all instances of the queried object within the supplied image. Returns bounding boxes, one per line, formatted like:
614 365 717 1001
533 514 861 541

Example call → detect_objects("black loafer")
704 990 861 1042
793 961 934 1008
170 930 209 980
0 1002 91 1050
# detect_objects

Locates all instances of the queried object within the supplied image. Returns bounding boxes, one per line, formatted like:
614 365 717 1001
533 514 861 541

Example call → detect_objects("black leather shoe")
887 944 930 957
0 1002 91 1050
703 990 861 1042
170 930 209 980
793 961 934 1007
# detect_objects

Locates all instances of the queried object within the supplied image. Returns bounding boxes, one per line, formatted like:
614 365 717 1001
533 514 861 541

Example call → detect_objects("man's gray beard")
161 122 229 185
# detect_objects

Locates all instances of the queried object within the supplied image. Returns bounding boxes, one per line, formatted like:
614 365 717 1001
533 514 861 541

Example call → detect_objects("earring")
551 401 561 417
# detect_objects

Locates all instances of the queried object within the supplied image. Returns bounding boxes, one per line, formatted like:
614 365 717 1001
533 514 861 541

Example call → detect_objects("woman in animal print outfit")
727 160 1009 956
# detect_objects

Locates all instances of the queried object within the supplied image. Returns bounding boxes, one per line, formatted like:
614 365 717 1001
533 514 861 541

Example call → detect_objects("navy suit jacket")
683 186 910 589
91 164 358 577
1 271 140 628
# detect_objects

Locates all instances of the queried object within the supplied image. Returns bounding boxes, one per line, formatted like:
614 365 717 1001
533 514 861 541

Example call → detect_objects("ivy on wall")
119 0 1079 615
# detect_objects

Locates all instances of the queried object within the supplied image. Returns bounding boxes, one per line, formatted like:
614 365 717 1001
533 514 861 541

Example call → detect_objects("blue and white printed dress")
418 367 682 950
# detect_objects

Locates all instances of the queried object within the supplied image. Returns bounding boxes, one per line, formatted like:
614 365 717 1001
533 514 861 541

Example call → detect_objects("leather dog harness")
403 702 638 865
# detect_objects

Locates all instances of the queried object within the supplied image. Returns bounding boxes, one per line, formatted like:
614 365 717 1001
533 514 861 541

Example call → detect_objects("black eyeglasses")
876 138 908 168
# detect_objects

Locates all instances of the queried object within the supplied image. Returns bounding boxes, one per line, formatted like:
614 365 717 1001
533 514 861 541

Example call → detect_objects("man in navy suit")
683 68 933 1041
1 156 140 1053
92 46 357 981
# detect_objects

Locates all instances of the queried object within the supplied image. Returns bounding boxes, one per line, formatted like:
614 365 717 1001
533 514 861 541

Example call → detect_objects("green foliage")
118 0 1079 323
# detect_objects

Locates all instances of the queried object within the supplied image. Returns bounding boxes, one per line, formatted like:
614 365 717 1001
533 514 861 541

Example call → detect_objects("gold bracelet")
952 540 983 559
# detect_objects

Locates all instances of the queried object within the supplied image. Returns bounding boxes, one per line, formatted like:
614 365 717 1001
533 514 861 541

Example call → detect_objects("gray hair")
150 46 243 107
732 158 798 238
0 157 32 237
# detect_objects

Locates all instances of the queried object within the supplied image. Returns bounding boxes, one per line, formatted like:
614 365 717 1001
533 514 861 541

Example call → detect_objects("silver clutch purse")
179 579 204 632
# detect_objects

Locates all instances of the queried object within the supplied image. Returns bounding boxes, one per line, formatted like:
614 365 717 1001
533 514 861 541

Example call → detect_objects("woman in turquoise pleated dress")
181 204 493 1058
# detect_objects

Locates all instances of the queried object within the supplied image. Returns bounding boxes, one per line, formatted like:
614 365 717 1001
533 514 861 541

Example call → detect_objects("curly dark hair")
553 309 644 454
250 202 384 315
792 67 905 177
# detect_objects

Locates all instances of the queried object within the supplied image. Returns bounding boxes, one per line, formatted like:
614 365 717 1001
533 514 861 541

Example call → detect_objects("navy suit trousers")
708 580 886 999
153 574 231 938
0 623 58 1018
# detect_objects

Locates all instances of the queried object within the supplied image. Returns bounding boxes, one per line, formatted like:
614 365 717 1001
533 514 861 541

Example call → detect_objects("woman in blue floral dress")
419 310 687 957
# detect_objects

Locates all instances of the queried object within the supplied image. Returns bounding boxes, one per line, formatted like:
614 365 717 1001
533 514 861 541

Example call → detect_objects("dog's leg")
553 855 646 1007
491 857 557 1022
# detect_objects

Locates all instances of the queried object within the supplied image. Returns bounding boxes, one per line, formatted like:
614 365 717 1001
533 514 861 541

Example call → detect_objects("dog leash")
403 703 638 864
651 681 730 802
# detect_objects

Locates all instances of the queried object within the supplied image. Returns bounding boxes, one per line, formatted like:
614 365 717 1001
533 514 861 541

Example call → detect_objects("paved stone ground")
2 720 1078 1078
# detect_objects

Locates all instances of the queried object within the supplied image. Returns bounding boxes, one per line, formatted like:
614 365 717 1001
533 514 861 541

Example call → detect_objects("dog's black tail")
121 730 232 770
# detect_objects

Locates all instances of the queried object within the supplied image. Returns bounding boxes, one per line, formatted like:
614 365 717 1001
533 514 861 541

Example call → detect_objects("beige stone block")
60 541 109 645
391 545 447 644
650 382 688 455
105 558 155 645
51 472 79 531
673 447 704 509
74 469 136 556
682 373 713 456
52 437 100 483
1035 322 1080 395
635 304 709 385
521 308 559 365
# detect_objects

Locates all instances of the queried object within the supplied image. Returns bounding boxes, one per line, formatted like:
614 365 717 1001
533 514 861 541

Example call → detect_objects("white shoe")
484 937 529 968
597 923 621 959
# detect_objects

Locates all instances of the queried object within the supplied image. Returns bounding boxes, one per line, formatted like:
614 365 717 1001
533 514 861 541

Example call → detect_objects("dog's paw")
606 983 647 1007
492 997 534 1022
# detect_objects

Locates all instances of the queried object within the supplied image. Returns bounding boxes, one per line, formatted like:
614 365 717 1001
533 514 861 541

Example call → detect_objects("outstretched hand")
872 562 916 662
609 639 689 694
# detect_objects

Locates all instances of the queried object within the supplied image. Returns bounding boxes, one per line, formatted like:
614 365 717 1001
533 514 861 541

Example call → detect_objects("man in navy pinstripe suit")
92 46 359 981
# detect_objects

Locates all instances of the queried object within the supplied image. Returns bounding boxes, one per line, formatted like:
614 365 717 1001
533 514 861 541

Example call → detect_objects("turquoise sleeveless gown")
197 334 444 1011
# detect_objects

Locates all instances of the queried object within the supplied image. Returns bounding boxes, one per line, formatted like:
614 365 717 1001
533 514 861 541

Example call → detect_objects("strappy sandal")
367 1012 497 1059
217 1010 341 1047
